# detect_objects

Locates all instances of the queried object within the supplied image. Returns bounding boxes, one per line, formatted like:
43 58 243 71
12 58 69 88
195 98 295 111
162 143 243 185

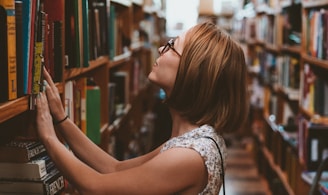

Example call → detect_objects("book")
0 167 65 195
0 140 47 163
65 0 80 68
306 123 328 171
64 80 74 119
0 158 47 180
15 0 24 98
110 71 130 115
108 82 116 123
0 5 8 102
0 154 56 180
108 4 115 59
0 0 17 101
81 0 89 67
75 77 87 134
21 0 36 94
32 10 47 95
93 0 109 56
43 0 64 82
86 83 101 144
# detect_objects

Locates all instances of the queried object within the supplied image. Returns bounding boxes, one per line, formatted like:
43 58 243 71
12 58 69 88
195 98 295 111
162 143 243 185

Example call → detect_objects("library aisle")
222 135 272 195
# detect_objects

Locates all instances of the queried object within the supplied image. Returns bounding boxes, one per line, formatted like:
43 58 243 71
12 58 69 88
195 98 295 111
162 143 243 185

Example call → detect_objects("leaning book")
0 168 65 195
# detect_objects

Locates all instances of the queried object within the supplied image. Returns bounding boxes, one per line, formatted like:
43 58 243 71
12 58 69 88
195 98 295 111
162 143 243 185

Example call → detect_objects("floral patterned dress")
160 124 227 195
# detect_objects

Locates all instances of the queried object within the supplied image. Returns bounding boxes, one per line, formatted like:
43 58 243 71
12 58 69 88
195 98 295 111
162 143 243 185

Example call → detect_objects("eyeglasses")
160 39 181 57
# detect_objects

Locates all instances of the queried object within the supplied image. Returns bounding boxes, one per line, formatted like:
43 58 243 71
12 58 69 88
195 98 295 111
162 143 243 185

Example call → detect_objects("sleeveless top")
160 125 227 195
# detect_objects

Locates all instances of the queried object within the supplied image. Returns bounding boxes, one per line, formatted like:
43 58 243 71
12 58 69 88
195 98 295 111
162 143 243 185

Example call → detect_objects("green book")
86 85 101 144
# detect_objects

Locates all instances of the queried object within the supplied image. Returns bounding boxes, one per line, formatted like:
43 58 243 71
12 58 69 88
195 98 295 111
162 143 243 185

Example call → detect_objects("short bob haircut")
166 21 249 133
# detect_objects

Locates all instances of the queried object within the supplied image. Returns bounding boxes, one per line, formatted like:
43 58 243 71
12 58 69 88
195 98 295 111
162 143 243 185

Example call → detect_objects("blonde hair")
166 22 249 133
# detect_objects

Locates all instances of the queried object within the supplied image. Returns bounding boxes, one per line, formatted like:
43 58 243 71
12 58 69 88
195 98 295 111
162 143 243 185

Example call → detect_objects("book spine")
43 168 65 195
15 1 23 98
27 143 47 161
82 0 89 67
53 21 63 82
32 10 46 94
86 84 101 144
27 0 37 94
0 0 17 100
0 5 8 103
0 159 47 180
21 0 29 94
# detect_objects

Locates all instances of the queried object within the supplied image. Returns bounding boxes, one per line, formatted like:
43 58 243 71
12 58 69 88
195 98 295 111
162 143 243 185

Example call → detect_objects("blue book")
21 0 32 94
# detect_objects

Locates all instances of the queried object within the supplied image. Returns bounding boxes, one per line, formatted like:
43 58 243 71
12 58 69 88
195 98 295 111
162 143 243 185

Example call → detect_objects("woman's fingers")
43 67 56 89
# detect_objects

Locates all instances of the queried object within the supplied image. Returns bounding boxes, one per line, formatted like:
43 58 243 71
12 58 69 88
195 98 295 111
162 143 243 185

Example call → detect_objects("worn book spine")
0 141 47 163
32 10 46 94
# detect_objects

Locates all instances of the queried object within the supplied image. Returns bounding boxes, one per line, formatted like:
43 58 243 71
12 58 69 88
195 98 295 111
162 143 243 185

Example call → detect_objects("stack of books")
0 139 65 195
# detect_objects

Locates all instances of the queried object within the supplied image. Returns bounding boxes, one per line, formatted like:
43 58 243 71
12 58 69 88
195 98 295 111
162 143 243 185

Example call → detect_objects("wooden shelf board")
0 82 64 123
0 96 29 123
265 43 280 53
109 52 132 68
301 54 328 70
280 45 301 55
64 56 109 80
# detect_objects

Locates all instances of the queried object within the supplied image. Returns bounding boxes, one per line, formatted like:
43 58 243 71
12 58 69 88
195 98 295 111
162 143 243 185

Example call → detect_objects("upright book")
43 0 64 82
0 5 8 102
86 83 101 144
21 0 36 94
32 10 47 95
0 0 17 101
15 0 24 98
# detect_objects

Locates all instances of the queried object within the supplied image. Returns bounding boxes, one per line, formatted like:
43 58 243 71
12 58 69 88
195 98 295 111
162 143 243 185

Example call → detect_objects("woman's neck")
169 109 199 137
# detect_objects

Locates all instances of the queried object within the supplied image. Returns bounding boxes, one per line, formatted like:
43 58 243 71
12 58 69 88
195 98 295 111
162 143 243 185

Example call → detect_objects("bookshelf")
236 0 328 194
0 0 166 192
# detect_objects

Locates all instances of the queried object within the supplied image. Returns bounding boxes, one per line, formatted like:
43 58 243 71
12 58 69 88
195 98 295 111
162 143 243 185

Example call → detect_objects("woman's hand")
42 67 66 122
35 92 57 141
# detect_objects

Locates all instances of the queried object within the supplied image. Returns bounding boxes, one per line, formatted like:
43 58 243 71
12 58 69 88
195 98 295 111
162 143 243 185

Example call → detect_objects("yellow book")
0 0 17 100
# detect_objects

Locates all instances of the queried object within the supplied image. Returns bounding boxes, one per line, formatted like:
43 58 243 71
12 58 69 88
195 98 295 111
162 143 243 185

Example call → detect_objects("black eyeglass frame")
160 39 181 57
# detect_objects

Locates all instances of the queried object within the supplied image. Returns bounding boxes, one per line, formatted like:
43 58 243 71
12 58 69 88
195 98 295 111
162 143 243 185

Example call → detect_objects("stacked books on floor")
0 139 65 195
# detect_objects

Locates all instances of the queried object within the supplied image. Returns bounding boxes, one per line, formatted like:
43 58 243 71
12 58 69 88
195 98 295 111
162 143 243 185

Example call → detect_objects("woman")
36 21 249 194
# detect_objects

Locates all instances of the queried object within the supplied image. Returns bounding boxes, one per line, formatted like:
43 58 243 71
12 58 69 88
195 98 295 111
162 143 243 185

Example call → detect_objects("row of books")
0 0 120 103
301 63 328 117
65 0 112 69
306 8 328 60
66 0 138 67
64 71 131 144
0 139 65 194
65 78 101 144
298 117 328 172
0 0 64 103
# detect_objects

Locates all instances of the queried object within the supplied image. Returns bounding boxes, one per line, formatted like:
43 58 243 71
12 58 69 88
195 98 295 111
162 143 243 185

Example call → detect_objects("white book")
0 159 46 180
